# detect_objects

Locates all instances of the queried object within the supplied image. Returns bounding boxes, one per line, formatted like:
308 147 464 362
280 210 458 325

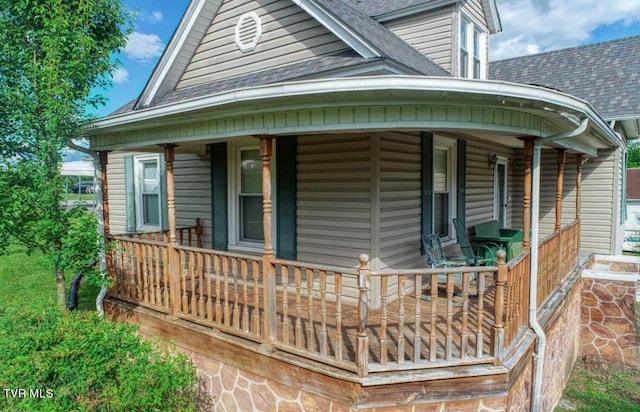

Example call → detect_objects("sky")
94 0 640 118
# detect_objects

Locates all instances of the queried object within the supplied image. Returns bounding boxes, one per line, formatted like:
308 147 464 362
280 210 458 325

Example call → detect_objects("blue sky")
94 0 640 118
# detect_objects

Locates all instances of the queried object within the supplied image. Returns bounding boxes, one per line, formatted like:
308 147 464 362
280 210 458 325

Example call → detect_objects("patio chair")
452 218 498 266
422 233 478 298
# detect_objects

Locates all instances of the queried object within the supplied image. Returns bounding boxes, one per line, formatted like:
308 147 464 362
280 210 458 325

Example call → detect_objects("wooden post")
162 145 179 317
522 138 534 249
98 151 110 235
492 250 507 366
259 136 276 344
555 149 566 231
357 254 370 377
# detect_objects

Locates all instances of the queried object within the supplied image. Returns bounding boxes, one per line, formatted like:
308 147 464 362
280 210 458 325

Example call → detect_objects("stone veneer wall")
581 274 639 367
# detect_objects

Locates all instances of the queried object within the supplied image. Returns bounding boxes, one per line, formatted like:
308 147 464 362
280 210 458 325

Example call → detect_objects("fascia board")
482 0 502 34
291 0 380 58
135 0 216 109
89 76 620 147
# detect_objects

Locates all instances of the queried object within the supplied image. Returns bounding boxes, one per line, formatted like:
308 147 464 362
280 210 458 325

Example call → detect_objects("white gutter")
529 118 588 412
87 76 622 148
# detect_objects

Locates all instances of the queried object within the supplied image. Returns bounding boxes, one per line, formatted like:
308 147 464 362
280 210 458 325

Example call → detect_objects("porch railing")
105 221 581 377
537 220 580 306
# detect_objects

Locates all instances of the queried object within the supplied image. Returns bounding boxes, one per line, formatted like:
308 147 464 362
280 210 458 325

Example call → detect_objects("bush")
0 301 204 411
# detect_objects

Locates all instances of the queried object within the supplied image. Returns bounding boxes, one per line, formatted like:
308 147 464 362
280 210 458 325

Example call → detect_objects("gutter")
528 118 588 412
67 141 108 316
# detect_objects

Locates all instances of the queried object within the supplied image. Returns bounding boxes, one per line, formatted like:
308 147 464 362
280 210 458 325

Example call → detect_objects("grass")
556 357 640 411
0 243 100 310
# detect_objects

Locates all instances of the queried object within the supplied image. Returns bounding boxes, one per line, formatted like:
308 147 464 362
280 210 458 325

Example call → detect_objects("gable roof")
489 36 640 138
131 0 449 114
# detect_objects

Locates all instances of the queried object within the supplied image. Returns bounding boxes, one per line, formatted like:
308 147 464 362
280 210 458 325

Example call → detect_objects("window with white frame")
459 17 485 79
434 137 457 239
228 144 266 249
134 154 162 229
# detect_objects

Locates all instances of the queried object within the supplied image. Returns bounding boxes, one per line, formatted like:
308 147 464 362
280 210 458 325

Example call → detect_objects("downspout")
529 118 588 411
67 141 108 316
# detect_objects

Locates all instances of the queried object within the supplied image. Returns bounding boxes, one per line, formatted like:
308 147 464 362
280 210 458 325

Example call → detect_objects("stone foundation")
581 272 639 367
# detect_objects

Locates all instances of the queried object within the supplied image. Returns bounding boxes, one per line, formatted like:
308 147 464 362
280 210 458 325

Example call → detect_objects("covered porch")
99 134 583 378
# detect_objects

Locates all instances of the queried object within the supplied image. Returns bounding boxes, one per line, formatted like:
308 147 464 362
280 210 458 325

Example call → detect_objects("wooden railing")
120 218 203 248
537 220 580 306
105 223 580 378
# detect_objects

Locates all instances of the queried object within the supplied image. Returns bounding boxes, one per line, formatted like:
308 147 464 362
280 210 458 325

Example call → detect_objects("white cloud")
140 10 163 24
490 0 640 60
124 32 164 63
112 68 129 84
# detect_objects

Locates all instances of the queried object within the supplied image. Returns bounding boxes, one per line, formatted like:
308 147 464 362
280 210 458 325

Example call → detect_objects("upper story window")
459 17 485 79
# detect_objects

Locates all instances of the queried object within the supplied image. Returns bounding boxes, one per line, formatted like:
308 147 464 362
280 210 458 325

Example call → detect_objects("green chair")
452 218 498 266
422 233 479 298
473 220 523 261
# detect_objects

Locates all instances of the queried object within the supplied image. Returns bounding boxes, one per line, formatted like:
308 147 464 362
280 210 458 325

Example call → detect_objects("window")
434 137 457 239
459 17 485 79
134 154 162 229
238 148 263 242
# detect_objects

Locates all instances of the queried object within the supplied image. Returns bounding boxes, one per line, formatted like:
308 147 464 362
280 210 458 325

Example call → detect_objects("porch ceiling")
86 76 621 154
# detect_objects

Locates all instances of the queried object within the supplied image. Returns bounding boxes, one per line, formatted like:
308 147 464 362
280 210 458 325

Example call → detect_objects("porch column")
576 154 583 222
259 136 276 344
523 138 534 249
162 145 177 243
162 144 179 318
555 149 566 231
98 151 110 235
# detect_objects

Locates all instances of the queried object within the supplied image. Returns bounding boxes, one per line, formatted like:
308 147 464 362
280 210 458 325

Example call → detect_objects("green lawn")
0 244 100 310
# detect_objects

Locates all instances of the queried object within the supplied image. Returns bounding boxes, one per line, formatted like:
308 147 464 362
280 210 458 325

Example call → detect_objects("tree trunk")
55 264 66 308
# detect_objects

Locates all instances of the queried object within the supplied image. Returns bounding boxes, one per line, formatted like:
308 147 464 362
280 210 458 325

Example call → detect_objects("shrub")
0 300 204 411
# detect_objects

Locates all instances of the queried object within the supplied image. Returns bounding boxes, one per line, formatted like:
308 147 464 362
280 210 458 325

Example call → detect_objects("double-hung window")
459 17 485 79
238 148 264 243
433 137 457 240
134 154 162 230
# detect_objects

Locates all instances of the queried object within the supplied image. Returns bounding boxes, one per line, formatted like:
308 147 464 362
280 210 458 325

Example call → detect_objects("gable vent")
235 12 262 52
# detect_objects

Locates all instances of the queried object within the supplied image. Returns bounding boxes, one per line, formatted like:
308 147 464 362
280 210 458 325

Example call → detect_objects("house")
85 1 628 410
490 35 640 255
624 167 640 251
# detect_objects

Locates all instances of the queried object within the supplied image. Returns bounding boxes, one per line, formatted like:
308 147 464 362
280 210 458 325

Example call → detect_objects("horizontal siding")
177 0 349 89
105 152 212 249
384 6 454 72
297 135 371 269
581 150 616 254
106 151 130 234
378 133 422 270
464 138 515 231
174 153 212 249
460 0 489 30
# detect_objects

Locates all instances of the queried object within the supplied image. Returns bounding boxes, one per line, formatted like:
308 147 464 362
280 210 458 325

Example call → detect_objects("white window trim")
434 135 457 243
459 15 487 80
134 154 163 231
492 156 508 225
227 139 276 254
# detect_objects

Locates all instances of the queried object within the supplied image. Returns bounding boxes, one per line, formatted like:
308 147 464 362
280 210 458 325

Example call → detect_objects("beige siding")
297 135 372 268
378 133 423 269
460 0 489 30
177 0 349 89
383 6 455 72
106 151 129 234
580 150 616 254
174 153 212 249
464 137 516 230
105 152 212 249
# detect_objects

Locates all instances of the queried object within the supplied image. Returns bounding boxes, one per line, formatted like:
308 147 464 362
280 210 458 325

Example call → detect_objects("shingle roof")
489 36 640 119
303 0 449 77
347 0 436 17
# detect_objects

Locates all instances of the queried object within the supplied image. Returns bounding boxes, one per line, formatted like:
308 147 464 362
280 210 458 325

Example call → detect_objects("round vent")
235 12 262 52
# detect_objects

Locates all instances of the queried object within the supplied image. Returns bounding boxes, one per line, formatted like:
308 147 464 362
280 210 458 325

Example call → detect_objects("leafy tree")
0 0 131 306
627 143 640 168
